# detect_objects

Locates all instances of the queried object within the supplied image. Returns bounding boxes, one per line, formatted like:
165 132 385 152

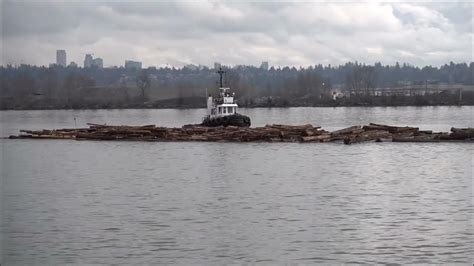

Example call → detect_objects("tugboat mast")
217 67 225 88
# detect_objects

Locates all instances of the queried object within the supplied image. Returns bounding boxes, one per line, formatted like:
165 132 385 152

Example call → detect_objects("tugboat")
201 67 251 127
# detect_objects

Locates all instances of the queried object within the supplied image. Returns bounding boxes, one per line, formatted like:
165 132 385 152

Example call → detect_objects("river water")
1 106 473 264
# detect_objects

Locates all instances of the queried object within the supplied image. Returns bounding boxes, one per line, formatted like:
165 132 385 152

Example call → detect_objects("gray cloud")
1 1 472 67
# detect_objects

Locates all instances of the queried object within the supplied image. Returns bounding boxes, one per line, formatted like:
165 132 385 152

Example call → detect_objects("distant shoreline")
1 103 472 111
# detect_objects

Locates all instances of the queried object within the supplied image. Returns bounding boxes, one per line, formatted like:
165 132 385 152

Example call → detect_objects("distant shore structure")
56 50 66 67
125 60 142 70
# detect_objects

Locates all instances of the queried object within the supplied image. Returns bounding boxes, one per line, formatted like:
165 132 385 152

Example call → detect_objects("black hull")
202 113 251 127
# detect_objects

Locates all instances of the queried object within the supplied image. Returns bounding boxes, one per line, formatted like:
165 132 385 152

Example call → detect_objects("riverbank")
2 92 473 110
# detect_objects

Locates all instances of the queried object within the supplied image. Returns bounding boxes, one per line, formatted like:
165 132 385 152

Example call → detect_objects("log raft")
7 123 474 144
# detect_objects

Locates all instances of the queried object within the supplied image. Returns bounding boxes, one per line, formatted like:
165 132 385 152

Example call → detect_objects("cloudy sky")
1 1 472 68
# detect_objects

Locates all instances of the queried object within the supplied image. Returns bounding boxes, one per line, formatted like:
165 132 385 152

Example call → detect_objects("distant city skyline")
48 50 272 69
50 50 274 69
2 2 472 68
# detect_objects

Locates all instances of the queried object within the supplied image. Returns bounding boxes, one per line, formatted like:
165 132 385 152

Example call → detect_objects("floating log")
331 125 363 135
418 130 433 134
367 123 419 134
301 133 331 142
343 130 391 145
392 136 440 142
450 127 474 140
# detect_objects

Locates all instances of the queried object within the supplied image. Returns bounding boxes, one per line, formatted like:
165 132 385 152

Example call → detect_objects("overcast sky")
1 1 472 68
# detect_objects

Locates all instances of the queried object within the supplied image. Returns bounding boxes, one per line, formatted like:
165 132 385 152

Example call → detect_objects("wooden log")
362 124 388 131
87 123 109 128
9 135 33 139
418 130 433 134
451 127 474 133
393 135 473 142
190 135 209 141
450 127 474 140
331 125 363 136
28 134 74 139
20 129 52 135
300 133 332 142
368 123 418 134
265 124 315 132
55 128 89 132
392 136 439 142
137 125 156 129
302 129 324 136
343 130 390 145
329 135 350 141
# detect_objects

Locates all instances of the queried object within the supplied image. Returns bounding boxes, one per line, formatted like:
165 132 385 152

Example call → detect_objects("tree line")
0 61 472 109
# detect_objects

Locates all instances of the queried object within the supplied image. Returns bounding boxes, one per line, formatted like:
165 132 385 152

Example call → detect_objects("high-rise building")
84 54 104 68
125 60 142 70
84 54 93 68
184 64 198 71
92 58 103 68
260 61 269 71
56 50 67 67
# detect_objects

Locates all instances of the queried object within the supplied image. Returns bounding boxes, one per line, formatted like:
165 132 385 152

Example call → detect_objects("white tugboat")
201 67 251 127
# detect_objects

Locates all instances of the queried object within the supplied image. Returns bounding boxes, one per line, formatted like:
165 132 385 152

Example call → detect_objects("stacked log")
7 123 474 144
330 126 365 141
343 130 391 145
449 127 474 140
339 123 472 144
363 123 419 134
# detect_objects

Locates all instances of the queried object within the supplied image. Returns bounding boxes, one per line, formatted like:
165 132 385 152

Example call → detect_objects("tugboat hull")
202 113 251 127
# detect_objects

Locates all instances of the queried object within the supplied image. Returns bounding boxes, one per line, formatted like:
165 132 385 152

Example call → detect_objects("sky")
1 1 472 68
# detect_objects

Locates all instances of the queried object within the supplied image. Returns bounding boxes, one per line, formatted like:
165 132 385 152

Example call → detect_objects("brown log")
266 124 313 130
301 134 332 142
343 130 390 145
368 123 418 134
331 126 363 136
362 124 388 131
87 123 109 128
450 127 474 140
392 134 472 142
190 135 209 141
392 136 439 142
418 130 433 134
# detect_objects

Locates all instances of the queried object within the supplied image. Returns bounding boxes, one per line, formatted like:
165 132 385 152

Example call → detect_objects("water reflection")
1 107 473 264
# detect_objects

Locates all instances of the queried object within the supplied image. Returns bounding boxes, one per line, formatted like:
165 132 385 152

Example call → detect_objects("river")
1 106 473 264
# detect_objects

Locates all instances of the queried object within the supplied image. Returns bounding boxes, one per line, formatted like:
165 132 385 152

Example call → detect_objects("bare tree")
136 69 151 102
346 65 377 95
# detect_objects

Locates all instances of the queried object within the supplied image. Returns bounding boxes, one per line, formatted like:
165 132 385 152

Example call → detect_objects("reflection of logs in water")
8 122 474 145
